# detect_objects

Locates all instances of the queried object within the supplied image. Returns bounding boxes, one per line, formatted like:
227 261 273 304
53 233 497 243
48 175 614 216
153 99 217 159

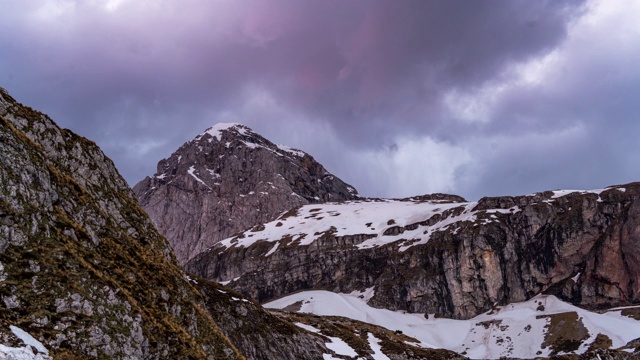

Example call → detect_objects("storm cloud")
1 0 638 199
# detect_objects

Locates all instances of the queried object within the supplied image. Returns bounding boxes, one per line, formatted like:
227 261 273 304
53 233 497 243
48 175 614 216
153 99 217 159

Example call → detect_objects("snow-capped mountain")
1 87 326 358
134 123 358 264
13 85 640 359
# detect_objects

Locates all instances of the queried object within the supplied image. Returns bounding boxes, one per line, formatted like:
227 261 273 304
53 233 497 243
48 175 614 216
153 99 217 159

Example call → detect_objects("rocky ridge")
185 185 640 357
134 122 358 264
186 185 640 322
0 87 242 358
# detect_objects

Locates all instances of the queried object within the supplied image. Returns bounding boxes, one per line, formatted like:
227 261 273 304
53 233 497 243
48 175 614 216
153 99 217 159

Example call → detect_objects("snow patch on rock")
197 123 244 142
0 326 51 360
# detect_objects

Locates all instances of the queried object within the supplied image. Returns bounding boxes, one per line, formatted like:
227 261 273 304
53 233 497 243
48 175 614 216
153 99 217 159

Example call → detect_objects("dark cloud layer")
1 0 638 200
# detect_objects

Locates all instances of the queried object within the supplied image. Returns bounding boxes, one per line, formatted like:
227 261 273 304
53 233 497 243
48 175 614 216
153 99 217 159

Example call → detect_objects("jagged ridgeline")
0 88 466 360
188 185 640 320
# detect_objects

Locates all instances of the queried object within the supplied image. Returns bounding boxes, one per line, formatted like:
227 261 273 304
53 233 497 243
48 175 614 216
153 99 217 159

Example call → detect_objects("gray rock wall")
134 123 358 264
187 186 640 320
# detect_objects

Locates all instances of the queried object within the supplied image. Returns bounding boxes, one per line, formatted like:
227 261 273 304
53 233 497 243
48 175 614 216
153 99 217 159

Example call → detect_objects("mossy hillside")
0 90 244 358
193 277 327 360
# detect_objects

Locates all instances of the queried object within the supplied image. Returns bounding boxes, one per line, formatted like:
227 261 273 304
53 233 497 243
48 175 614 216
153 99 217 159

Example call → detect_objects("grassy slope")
0 88 243 359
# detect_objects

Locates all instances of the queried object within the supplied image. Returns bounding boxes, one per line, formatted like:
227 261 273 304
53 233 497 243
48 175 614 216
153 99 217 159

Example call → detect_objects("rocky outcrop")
0 88 356 359
271 310 468 360
186 185 640 320
134 123 358 264
0 88 241 358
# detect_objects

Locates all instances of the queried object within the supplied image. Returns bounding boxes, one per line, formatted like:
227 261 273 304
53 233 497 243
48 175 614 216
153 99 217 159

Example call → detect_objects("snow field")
219 198 481 253
265 291 640 359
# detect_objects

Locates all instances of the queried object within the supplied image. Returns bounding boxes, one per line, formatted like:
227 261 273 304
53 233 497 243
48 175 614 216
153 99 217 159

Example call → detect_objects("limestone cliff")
134 123 358 264
186 186 640 321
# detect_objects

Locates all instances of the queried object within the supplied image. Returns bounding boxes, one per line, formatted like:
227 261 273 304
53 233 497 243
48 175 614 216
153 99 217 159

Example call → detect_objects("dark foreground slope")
195 276 466 360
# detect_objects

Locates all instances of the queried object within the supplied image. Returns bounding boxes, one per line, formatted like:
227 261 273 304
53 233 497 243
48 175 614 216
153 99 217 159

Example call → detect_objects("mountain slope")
186 185 640 321
194 275 466 360
0 88 243 358
0 88 340 359
134 123 358 264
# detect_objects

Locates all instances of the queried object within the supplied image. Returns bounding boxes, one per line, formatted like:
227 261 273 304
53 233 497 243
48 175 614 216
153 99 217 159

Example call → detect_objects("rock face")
0 88 341 359
0 88 240 358
186 185 640 320
134 123 358 264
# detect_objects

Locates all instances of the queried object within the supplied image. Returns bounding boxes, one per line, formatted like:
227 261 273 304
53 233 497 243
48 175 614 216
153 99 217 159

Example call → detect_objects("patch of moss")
588 333 612 351
282 300 303 312
278 207 300 220
538 311 590 355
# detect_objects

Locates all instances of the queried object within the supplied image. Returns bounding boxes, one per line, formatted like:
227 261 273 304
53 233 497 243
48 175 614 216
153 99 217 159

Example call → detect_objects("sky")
1 0 639 200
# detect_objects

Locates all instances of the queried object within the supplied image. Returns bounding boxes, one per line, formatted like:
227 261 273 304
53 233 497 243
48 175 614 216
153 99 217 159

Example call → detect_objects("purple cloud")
2 0 639 200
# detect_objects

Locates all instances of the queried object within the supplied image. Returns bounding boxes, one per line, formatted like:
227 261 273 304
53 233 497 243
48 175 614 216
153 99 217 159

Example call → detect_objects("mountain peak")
189 122 306 160
195 122 252 142
134 121 358 264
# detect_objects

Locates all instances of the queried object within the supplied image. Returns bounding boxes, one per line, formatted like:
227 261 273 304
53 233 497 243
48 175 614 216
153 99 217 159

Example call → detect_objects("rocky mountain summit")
134 123 358 264
0 87 463 359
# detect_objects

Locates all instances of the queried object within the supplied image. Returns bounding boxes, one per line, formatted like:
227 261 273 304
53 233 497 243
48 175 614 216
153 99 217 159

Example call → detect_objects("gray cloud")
2 0 638 200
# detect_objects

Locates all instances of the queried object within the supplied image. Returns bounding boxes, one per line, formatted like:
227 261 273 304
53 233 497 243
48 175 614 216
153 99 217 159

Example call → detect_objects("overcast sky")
1 0 639 200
